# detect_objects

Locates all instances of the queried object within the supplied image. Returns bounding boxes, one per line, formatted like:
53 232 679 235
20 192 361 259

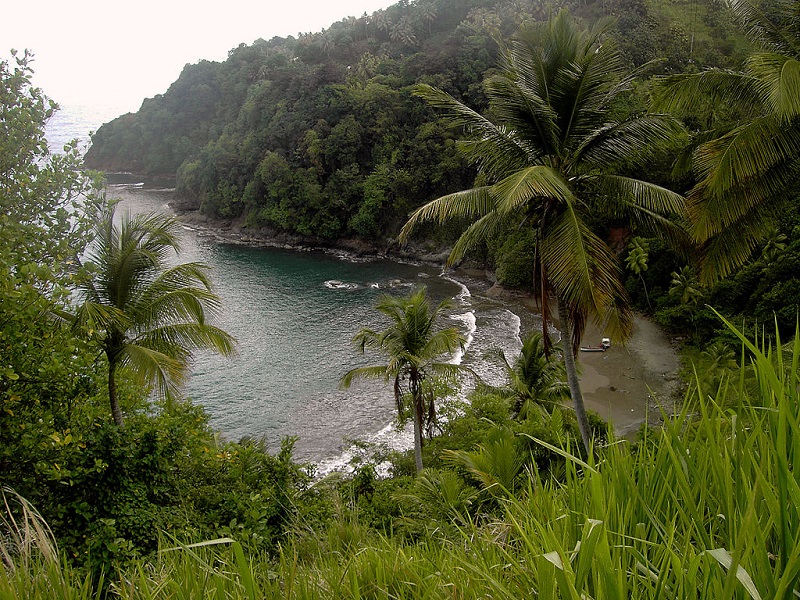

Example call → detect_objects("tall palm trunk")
410 371 424 473
557 298 591 454
108 357 124 427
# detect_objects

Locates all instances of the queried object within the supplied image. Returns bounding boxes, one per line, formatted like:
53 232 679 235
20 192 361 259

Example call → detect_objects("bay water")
47 104 539 472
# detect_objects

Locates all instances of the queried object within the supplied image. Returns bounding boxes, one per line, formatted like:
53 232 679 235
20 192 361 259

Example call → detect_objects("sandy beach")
479 280 682 438
577 316 681 437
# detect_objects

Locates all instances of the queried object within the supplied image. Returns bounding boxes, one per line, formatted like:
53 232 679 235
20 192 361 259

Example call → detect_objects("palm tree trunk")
640 274 651 310
412 407 424 473
557 298 591 454
108 358 124 427
411 373 424 473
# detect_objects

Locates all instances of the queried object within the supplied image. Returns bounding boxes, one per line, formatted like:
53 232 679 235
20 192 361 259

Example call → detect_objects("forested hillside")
84 0 749 243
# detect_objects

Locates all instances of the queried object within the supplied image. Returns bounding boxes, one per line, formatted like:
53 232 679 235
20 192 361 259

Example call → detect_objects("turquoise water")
109 182 533 466
48 105 534 468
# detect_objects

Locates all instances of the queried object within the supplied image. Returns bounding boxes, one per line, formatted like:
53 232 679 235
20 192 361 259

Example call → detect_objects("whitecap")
440 273 471 304
449 310 477 365
109 182 144 190
314 420 414 480
324 280 359 290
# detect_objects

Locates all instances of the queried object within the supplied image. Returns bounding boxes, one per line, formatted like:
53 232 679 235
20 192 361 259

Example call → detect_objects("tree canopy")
399 10 686 452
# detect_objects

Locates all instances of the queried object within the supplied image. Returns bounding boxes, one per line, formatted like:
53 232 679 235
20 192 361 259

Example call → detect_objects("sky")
4 0 396 116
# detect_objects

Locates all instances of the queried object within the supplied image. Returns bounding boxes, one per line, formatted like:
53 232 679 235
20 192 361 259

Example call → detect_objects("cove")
110 179 526 465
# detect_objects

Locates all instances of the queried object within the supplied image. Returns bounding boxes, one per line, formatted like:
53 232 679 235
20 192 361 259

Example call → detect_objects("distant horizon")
5 0 396 114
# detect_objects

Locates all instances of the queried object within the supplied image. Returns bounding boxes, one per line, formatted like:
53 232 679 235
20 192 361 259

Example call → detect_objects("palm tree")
625 237 652 309
669 265 704 306
340 287 467 473
73 203 236 426
419 1 438 36
759 226 788 267
492 332 569 417
399 11 685 453
656 0 800 283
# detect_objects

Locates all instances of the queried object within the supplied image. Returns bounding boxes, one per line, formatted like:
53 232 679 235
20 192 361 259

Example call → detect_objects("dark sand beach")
578 316 681 436
481 281 682 438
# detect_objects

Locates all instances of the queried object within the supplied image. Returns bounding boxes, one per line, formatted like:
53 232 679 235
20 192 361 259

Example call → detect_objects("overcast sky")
4 0 396 114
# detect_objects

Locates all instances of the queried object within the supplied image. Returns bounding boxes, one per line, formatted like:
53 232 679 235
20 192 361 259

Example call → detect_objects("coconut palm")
492 332 569 417
340 287 467 473
399 11 686 453
73 203 236 426
625 237 652 309
656 0 800 283
669 265 704 306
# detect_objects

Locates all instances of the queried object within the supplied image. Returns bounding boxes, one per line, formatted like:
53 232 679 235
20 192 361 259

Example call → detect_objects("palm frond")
558 43 630 146
72 301 129 335
118 343 186 396
447 210 515 266
598 175 686 216
689 115 800 240
654 70 763 115
728 0 800 55
695 197 783 284
746 52 800 118
414 85 530 174
351 328 381 353
485 74 559 158
492 165 573 214
399 187 494 243
596 175 691 255
541 206 628 330
577 115 687 170
133 323 236 359
420 328 464 361
339 365 392 389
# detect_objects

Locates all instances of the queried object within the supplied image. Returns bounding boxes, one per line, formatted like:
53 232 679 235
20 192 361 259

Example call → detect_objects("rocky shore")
170 203 455 266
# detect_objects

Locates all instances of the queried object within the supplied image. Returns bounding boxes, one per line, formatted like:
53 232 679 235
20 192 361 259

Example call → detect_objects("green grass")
3 317 800 598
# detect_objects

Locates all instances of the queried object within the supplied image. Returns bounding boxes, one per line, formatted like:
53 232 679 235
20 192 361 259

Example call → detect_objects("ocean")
47 103 538 472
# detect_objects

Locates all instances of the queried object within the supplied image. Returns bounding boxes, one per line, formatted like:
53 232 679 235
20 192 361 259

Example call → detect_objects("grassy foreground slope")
4 317 799 598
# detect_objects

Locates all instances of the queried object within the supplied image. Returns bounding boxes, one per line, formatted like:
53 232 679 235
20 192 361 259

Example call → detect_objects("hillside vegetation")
84 0 749 244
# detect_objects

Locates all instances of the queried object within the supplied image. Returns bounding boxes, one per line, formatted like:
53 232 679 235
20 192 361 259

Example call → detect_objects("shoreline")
170 203 456 267
171 205 682 440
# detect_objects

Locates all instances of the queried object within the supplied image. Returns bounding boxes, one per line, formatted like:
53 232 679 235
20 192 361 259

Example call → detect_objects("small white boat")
580 337 611 352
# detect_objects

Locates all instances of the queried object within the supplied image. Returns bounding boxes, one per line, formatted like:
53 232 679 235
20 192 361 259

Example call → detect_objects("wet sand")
477 279 682 437
577 316 681 436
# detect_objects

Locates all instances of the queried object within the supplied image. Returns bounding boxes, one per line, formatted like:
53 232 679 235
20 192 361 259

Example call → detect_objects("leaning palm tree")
656 0 800 283
73 203 236 426
340 287 467 473
400 11 686 453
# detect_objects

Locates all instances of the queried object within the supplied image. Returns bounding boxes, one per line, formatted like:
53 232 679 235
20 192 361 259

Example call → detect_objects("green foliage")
4 395 312 581
72 203 237 426
656 0 800 283
341 287 469 472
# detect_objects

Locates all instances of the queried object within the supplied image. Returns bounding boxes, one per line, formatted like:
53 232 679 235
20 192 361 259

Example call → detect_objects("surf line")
313 274 478 479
